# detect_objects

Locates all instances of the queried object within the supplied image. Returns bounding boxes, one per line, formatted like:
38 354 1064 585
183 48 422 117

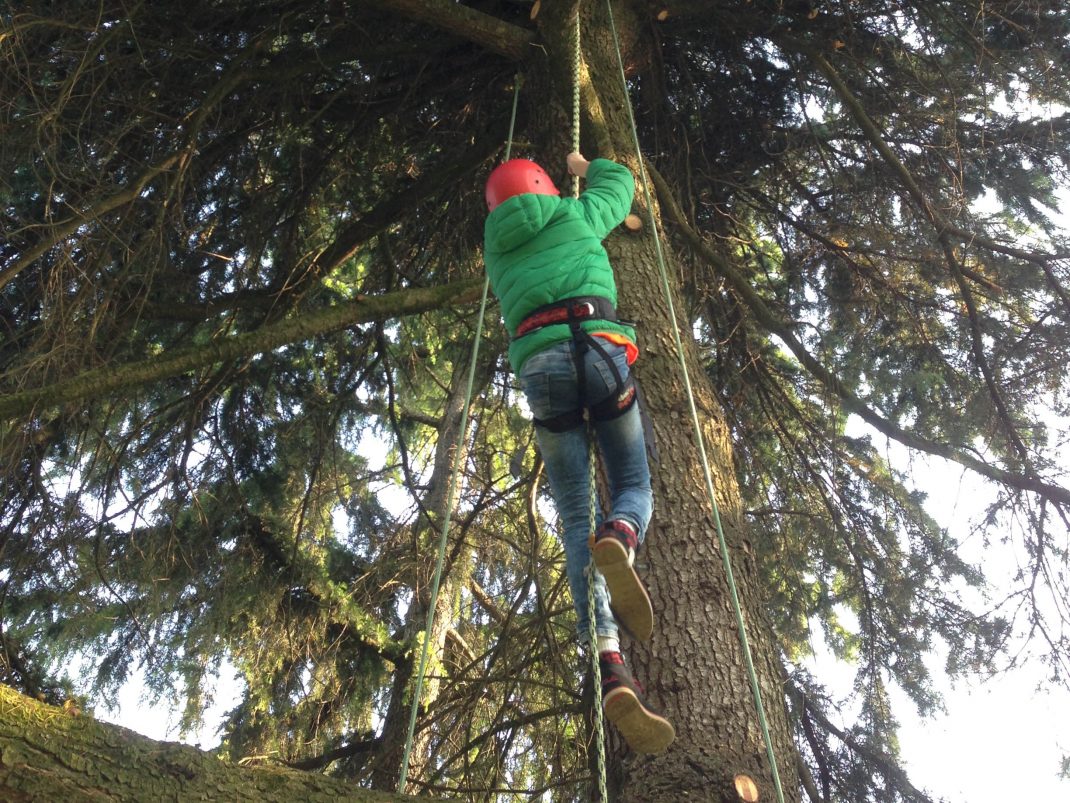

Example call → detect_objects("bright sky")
815 438 1070 802
897 665 1068 801
891 182 1070 801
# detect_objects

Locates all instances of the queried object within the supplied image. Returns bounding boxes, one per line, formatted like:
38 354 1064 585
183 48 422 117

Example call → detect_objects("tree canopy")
2 1 1069 801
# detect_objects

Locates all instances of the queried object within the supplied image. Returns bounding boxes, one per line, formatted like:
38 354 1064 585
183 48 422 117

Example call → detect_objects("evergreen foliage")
2 1 1069 800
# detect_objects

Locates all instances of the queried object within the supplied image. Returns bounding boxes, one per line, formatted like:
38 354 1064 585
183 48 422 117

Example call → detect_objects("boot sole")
603 686 675 754
593 538 653 642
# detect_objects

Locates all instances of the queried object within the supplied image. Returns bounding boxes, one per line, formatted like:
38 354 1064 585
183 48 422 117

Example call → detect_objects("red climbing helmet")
485 158 560 211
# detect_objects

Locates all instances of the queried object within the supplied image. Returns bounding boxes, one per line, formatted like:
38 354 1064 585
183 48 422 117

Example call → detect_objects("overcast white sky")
808 429 1070 802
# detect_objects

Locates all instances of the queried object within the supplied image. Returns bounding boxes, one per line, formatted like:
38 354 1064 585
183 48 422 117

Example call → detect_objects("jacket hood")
484 193 563 253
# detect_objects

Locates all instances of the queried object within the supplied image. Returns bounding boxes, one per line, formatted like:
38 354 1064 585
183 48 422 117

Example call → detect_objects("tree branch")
125 131 504 324
791 39 1069 264
796 41 1041 469
364 0 533 61
288 734 383 772
788 683 933 803
0 151 187 293
468 578 507 625
648 161 1070 508
0 279 484 421
278 128 506 299
0 685 424 802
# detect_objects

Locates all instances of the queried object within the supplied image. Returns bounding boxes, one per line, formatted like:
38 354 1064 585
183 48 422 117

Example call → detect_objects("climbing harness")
514 296 619 337
517 296 638 434
602 1 787 801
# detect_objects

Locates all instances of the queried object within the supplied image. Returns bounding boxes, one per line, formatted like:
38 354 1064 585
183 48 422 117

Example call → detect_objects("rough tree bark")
0 685 432 803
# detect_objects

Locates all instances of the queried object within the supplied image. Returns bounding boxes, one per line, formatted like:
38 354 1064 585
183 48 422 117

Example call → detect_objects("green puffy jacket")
483 158 637 373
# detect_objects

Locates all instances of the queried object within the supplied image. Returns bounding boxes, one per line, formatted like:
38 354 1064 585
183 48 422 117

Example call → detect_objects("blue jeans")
519 340 653 644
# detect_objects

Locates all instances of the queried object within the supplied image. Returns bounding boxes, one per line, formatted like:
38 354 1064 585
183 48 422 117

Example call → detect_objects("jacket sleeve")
577 159 635 239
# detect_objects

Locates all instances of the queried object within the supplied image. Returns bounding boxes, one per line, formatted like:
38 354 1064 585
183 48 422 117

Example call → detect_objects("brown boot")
592 520 653 641
599 651 675 754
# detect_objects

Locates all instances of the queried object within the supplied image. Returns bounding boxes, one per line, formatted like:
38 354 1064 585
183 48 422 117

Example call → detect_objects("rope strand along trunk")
602 1 787 800
586 433 609 803
571 4 609 799
570 3 581 198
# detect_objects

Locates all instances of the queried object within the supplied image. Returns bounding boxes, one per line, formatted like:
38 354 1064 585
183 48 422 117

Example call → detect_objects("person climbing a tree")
483 151 675 754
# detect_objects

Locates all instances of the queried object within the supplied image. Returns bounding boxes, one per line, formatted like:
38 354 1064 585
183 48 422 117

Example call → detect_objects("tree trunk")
533 3 801 801
611 226 799 802
369 347 490 792
0 684 431 803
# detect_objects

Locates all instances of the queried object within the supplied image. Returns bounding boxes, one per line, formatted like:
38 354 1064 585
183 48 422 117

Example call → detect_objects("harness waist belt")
515 296 618 337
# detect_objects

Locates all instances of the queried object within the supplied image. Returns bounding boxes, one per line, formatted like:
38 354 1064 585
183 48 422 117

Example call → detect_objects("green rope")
396 279 490 793
504 73 523 162
570 4 582 199
602 2 787 801
395 74 523 794
585 436 609 803
570 4 610 799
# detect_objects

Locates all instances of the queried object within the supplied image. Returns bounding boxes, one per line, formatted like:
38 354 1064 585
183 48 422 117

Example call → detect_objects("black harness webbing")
518 298 656 462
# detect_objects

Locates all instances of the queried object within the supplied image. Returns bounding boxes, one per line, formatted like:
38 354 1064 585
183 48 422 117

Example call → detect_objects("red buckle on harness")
515 301 596 337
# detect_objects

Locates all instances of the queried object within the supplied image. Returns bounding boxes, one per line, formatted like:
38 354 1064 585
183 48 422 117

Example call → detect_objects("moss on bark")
0 685 434 803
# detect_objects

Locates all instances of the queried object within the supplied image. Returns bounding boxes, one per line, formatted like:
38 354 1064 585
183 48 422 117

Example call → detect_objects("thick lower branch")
0 278 484 421
0 685 425 803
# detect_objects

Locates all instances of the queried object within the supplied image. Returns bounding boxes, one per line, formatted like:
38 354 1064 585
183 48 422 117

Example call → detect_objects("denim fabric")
519 340 653 644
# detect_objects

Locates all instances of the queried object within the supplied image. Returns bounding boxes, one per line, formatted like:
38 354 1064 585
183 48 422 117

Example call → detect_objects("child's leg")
594 400 653 541
584 343 655 640
519 342 618 647
586 342 653 538
531 423 617 646
590 415 655 641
